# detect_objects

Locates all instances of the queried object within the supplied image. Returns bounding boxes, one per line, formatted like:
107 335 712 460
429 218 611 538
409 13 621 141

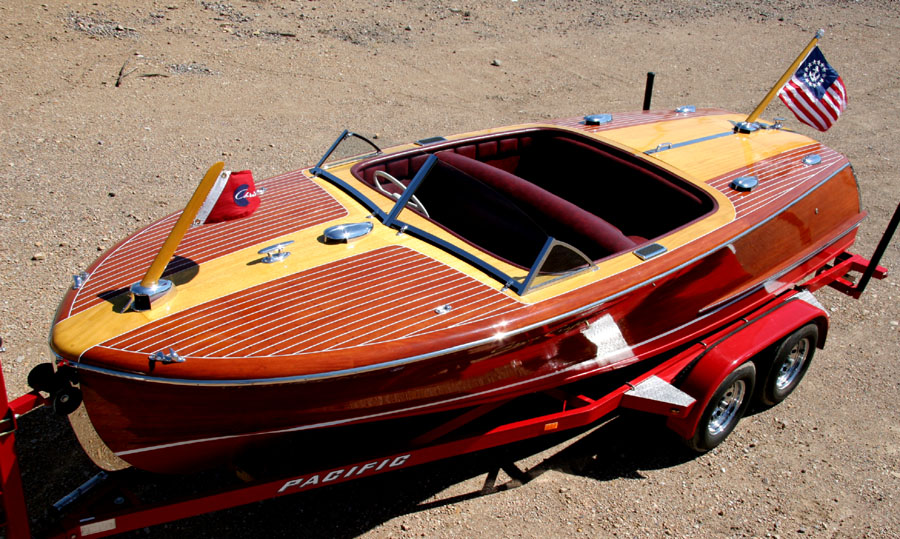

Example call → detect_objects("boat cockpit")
313 128 716 294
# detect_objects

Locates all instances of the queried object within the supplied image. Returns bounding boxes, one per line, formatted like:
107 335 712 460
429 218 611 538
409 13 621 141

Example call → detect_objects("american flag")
777 46 847 131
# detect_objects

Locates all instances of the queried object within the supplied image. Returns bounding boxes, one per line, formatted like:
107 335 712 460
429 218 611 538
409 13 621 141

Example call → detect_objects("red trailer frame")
1 201 894 538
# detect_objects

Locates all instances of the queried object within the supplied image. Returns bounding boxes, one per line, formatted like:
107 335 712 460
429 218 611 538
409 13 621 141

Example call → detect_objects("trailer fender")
666 292 829 440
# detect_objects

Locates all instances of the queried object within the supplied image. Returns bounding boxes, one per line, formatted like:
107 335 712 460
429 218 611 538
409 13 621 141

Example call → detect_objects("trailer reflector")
81 519 117 536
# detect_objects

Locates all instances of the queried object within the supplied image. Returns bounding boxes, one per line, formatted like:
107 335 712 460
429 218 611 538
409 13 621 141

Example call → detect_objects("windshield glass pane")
521 240 595 293
316 131 381 170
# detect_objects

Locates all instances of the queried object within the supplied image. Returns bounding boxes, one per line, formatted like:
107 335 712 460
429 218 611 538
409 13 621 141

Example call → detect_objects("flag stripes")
778 76 847 131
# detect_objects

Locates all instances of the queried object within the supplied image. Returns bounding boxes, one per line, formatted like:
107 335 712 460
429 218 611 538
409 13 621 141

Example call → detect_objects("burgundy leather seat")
431 151 636 260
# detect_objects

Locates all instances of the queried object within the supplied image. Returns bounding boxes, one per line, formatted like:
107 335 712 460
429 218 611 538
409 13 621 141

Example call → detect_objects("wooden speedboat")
49 108 865 473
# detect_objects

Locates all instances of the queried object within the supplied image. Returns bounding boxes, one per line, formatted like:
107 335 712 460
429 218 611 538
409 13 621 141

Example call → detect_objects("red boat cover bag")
204 170 260 224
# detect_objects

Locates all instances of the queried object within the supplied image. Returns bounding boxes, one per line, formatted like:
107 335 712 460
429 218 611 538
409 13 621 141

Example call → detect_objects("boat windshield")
312 134 598 295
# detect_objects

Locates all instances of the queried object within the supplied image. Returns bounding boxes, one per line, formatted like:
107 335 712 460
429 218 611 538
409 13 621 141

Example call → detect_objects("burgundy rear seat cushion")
435 151 636 255
544 136 705 206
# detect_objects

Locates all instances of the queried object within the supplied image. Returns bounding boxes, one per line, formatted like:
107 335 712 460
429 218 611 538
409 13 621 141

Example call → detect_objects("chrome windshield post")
383 154 438 228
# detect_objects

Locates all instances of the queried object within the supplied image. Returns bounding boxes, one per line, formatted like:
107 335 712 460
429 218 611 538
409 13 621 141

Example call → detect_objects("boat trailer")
1 204 895 538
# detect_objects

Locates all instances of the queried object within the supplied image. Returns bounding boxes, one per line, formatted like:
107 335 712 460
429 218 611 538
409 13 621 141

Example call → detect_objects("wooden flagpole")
138 161 225 289
743 29 824 125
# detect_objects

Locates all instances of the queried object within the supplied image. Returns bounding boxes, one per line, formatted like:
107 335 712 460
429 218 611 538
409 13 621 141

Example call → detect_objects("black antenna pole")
642 72 655 111
855 201 900 296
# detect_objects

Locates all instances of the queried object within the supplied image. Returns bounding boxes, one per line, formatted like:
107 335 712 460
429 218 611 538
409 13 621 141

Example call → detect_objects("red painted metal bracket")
812 201 898 298
806 252 887 297
1 369 47 539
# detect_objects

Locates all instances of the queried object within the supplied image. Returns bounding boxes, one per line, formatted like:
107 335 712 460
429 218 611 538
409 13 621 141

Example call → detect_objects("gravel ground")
1 1 898 537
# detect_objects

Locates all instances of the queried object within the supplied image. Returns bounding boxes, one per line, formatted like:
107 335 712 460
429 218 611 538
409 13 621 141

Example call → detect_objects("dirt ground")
1 0 898 537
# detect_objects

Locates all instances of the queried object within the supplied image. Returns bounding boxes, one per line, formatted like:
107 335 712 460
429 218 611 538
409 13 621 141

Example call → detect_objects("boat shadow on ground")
17 409 699 538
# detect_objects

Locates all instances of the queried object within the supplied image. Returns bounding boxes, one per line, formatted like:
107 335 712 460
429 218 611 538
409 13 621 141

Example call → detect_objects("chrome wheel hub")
707 379 746 436
775 338 810 391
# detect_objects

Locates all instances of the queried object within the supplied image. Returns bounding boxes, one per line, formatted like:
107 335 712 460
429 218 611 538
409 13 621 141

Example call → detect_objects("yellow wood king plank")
646 127 816 182
600 113 746 153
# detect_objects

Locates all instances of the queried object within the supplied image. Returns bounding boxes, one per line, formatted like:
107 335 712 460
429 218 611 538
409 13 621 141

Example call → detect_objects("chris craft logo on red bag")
194 169 261 225
233 183 258 206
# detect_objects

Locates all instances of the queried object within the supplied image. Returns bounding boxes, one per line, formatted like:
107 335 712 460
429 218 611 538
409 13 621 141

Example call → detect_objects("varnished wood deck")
100 246 522 358
53 110 860 380
67 170 347 316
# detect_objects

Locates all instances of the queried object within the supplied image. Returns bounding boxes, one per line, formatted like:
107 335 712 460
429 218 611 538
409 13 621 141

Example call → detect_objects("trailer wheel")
27 362 59 393
757 324 817 406
52 385 83 416
687 362 755 452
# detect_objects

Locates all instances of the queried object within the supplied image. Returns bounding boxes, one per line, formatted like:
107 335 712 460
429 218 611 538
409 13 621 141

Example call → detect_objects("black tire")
686 362 756 453
756 324 818 407
27 363 60 393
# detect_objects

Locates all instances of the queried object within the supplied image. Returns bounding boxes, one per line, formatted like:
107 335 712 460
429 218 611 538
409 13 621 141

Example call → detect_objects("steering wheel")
373 170 430 218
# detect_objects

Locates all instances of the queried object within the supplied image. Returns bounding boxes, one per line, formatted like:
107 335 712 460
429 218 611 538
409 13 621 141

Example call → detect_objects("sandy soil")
1 1 898 537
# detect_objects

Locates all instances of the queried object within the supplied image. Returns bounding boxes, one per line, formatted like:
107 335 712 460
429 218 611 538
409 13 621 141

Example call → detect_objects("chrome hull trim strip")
114 350 620 456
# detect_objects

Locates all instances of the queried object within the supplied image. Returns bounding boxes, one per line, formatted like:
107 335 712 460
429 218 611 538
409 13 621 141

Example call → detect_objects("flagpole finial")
816 29 825 39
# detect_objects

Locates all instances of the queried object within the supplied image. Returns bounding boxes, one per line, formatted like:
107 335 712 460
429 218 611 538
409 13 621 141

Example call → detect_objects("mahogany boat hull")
50 110 866 473
77 166 862 472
